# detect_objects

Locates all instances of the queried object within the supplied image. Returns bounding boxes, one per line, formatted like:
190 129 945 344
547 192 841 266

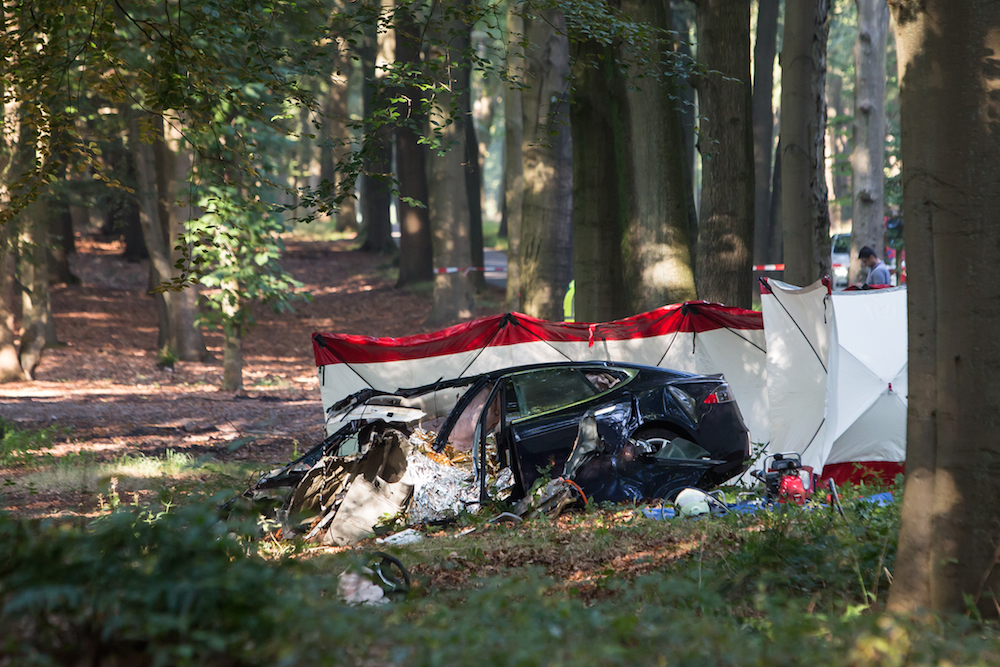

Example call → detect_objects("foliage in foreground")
1 497 999 666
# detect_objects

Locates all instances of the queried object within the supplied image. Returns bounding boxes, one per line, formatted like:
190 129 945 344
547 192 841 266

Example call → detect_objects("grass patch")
5 450 261 505
0 418 63 468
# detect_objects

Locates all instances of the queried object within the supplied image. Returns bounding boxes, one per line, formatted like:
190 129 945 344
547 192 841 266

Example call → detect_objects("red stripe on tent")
821 461 904 486
312 302 763 367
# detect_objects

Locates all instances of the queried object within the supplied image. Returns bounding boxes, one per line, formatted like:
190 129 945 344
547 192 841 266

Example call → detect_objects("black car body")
253 361 751 505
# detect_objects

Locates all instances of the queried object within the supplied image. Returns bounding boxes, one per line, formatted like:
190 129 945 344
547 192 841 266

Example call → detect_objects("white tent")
312 302 770 444
761 278 907 483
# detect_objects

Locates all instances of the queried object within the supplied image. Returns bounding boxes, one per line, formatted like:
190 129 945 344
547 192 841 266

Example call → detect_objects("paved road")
483 249 507 289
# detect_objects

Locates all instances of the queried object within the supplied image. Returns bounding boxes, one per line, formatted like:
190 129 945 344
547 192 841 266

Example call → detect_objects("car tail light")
703 383 733 405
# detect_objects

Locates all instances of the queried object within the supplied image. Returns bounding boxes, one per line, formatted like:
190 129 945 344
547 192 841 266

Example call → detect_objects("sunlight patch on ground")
8 451 257 497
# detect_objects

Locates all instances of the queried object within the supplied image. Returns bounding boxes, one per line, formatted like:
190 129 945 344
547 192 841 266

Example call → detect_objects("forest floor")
0 232 506 519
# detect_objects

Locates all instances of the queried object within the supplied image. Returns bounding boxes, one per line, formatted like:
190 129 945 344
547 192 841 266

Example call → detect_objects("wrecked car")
246 361 750 526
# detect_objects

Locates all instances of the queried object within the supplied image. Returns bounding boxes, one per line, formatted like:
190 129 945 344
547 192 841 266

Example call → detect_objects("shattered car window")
653 437 711 460
583 369 628 392
509 367 599 417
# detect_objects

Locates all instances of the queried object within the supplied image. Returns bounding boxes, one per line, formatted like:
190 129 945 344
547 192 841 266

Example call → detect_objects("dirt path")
0 235 504 515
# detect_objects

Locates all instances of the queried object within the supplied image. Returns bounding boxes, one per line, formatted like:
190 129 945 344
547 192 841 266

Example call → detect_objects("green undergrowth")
3 448 261 510
3 487 1000 665
0 418 64 468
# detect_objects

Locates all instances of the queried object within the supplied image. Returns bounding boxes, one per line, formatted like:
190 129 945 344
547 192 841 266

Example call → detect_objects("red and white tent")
312 302 769 444
760 278 907 484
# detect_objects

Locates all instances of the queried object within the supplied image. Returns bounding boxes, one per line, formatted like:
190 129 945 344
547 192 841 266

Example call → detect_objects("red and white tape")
434 266 508 275
752 264 785 271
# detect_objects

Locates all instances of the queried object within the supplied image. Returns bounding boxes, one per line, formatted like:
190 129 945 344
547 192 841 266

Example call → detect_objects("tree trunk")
752 0 780 266
18 202 56 377
394 3 433 288
126 107 189 361
459 15 486 292
321 50 358 233
0 20 24 383
571 40 627 323
768 136 783 263
619 0 696 313
221 276 244 393
779 0 832 288
47 182 78 286
0 240 21 382
503 2 524 313
826 73 852 229
159 114 208 362
671 0 699 253
849 0 889 285
359 19 395 254
693 0 755 309
519 8 573 321
886 0 1000 618
425 4 474 326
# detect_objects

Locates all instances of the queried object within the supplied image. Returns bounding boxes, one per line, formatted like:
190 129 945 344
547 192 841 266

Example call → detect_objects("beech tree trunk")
573 0 695 322
47 180 77 286
768 137 783 261
670 0 699 258
752 0 780 266
620 0 695 313
826 73 852 228
126 107 206 362
359 19 394 254
0 239 21 382
320 49 357 233
425 4 474 326
459 16 486 292
887 0 1000 618
159 114 207 362
779 0 832 287
18 203 56 377
503 2 524 313
571 40 627 323
519 8 573 321
394 3 433 287
693 0 755 309
849 0 889 285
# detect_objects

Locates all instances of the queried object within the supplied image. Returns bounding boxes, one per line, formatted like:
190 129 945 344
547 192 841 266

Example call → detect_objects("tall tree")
126 109 207 363
425 2 475 325
779 0 832 287
887 0 1000 617
619 0 695 313
571 37 627 323
572 1 695 322
693 0 755 308
0 236 20 382
319 51 358 233
519 8 573 321
358 14 395 254
503 2 525 313
460 12 486 293
848 0 888 284
751 0 780 266
394 1 434 288
18 202 56 377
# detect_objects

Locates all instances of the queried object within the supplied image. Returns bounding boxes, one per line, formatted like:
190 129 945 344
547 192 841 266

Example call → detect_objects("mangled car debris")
240 361 751 545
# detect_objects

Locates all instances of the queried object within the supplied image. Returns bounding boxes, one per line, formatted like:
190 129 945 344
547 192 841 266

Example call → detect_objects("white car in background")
831 233 850 288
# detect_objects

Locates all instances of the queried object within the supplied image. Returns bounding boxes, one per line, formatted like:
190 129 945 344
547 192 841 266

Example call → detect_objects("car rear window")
509 367 599 418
